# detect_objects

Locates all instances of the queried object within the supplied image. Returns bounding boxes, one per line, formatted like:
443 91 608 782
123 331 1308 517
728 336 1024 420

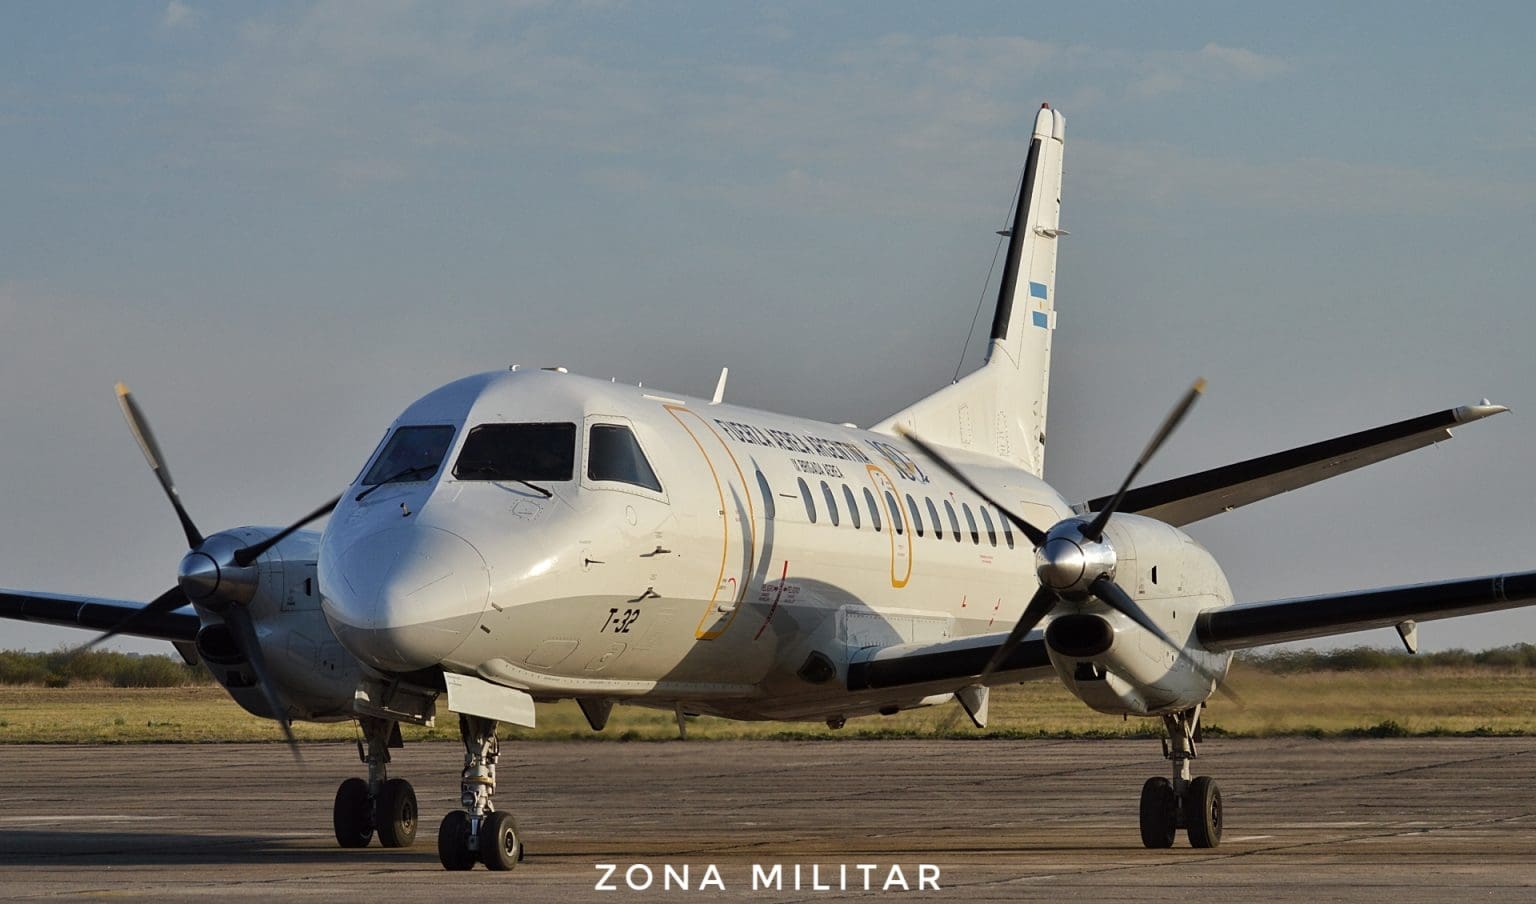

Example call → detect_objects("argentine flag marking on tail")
1032 310 1050 329
1029 281 1048 300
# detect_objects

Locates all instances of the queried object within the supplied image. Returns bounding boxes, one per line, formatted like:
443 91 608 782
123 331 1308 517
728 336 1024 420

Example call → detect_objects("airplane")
5 102 1536 871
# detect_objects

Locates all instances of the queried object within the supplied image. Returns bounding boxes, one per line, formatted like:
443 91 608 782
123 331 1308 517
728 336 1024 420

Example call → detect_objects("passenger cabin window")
798 477 818 524
1000 510 1014 548
962 503 980 545
454 422 575 482
842 485 861 529
821 481 840 527
757 470 776 520
587 424 663 492
905 494 924 537
925 498 943 540
885 490 904 535
864 487 883 532
944 500 962 543
362 425 456 486
980 508 998 547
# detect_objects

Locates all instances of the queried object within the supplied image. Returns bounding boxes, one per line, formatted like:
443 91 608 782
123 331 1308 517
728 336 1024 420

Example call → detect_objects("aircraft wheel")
376 778 418 849
1138 776 1177 849
1185 776 1223 849
333 777 373 848
479 811 522 871
437 811 477 871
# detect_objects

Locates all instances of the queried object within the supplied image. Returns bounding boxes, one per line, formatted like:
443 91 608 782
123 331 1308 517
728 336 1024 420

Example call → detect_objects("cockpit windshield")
360 425 456 486
453 423 576 482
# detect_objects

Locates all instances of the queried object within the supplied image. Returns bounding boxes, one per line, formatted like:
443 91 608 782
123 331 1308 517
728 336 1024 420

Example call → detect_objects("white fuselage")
318 369 1233 724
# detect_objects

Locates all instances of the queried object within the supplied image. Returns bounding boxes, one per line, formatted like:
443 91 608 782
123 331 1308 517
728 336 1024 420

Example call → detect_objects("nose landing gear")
333 716 418 849
437 714 525 871
1139 706 1222 849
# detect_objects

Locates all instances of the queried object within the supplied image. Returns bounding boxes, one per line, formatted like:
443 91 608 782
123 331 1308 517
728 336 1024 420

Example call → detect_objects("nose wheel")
437 714 526 871
1138 707 1222 849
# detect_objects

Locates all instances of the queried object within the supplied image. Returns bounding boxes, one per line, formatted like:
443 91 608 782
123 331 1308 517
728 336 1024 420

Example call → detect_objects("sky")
3 1 1535 655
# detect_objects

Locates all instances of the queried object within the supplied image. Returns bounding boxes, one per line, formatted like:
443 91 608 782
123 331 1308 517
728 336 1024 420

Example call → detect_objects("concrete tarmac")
1 738 1533 901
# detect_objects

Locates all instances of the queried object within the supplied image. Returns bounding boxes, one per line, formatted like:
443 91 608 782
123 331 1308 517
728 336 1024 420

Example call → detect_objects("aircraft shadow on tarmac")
0 829 438 867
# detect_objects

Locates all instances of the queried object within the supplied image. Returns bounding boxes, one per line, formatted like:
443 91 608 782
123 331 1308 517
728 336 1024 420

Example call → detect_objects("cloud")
1128 42 1289 97
1074 139 1535 214
145 11 1348 221
162 1 197 30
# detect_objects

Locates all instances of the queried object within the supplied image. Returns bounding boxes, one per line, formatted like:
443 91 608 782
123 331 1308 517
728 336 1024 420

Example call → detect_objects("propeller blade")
979 584 1058 681
896 428 1048 547
116 382 204 549
225 605 302 761
1088 576 1242 706
74 586 190 653
231 494 342 568
1082 378 1206 542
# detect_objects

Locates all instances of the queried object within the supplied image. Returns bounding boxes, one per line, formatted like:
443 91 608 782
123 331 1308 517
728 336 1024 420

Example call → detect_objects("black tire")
1139 776 1177 849
1185 776 1223 849
478 810 522 872
375 778 418 849
437 811 477 871
333 777 373 849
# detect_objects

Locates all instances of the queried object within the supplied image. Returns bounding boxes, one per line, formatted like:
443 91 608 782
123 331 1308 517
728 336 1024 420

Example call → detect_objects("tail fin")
874 104 1065 476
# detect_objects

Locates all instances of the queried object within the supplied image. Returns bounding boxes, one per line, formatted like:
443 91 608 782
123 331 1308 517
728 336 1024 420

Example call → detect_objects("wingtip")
1193 377 1208 394
114 381 130 398
1453 401 1511 422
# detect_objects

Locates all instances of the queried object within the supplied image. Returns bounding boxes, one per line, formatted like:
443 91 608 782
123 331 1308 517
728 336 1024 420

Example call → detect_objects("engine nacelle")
1043 515 1234 717
190 527 361 723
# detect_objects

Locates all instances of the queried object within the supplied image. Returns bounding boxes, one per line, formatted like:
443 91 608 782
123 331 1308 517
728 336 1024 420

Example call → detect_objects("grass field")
3 664 1534 743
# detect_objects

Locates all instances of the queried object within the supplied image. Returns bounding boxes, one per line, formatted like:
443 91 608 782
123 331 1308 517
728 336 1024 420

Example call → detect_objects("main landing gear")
334 716 418 849
1139 706 1222 849
437 714 524 871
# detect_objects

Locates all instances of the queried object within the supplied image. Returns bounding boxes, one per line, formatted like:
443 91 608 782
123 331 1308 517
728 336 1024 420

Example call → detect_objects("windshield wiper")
356 465 435 501
456 465 554 499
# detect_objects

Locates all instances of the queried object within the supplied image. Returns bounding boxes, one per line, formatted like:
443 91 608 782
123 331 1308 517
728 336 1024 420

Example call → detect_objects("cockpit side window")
360 425 456 486
454 422 576 482
587 424 663 492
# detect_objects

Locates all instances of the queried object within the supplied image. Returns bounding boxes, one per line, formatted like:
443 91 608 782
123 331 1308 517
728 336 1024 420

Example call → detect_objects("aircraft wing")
1074 402 1507 528
0 589 199 643
1197 569 1536 651
846 632 1055 691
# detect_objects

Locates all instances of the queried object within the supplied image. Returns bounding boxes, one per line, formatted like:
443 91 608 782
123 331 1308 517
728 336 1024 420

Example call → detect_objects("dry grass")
3 663 1534 744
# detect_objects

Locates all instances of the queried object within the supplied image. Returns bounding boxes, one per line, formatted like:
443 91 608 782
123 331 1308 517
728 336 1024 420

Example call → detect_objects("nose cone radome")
321 526 490 673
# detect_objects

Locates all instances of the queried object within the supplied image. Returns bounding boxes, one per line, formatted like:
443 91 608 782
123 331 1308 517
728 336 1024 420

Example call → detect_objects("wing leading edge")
0 589 199 643
1076 402 1507 528
1197 569 1536 652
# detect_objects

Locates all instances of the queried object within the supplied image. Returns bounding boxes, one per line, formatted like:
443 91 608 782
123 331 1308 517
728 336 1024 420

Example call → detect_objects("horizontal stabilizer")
1197 569 1536 651
0 589 199 643
1075 402 1507 527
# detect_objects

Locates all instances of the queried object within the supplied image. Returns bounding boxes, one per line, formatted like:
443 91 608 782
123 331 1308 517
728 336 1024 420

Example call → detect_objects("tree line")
0 643 1533 687
0 649 214 687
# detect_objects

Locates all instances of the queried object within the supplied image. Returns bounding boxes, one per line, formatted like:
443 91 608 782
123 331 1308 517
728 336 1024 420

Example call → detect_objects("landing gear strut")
1139 706 1221 849
333 716 418 849
437 714 524 871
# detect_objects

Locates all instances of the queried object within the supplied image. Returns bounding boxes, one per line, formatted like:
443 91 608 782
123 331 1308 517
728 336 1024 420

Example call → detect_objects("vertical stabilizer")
875 104 1066 476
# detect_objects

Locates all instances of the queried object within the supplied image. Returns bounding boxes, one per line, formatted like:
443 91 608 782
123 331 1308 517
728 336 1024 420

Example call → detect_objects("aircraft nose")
321 525 490 673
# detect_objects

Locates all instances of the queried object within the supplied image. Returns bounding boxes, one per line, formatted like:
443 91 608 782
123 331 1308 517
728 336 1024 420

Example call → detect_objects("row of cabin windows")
780 475 1014 549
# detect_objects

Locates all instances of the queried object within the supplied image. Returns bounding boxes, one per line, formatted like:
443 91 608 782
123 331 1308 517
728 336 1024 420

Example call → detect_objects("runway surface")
1 738 1533 900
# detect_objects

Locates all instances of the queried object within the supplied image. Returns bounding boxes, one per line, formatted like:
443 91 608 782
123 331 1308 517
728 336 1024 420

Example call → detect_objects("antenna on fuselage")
710 367 729 405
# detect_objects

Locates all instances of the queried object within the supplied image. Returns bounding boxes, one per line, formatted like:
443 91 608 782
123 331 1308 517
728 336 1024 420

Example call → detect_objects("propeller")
117 382 203 549
901 378 1239 704
87 382 339 758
